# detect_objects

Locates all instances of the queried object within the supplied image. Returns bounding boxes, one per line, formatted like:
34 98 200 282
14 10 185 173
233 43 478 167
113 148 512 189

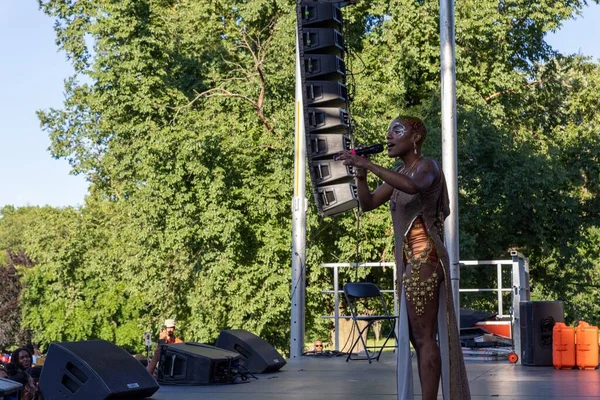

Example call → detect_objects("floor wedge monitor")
0 377 22 399
157 343 241 385
39 340 159 400
216 329 286 374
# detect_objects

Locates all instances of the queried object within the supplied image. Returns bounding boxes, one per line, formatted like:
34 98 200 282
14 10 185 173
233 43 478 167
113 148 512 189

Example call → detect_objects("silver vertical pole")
393 263 399 340
334 265 339 352
511 251 527 365
497 263 503 316
440 0 460 321
291 26 307 358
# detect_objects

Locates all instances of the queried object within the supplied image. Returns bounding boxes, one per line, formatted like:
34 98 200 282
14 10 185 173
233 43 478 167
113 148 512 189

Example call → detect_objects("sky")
0 2 599 209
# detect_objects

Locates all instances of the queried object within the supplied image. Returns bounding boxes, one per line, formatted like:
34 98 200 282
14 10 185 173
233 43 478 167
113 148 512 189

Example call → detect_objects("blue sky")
1 1 87 208
1 2 599 209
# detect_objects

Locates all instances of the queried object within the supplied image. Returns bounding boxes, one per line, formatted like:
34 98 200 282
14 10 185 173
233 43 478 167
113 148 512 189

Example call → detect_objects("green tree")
0 206 38 349
0 250 33 349
35 0 298 351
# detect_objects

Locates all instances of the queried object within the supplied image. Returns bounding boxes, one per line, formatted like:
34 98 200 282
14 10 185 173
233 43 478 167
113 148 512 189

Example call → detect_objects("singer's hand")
336 152 370 169
336 152 371 180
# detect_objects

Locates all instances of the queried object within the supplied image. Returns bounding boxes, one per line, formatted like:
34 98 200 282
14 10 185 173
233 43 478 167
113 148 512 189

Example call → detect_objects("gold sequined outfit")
402 216 439 315
390 158 471 399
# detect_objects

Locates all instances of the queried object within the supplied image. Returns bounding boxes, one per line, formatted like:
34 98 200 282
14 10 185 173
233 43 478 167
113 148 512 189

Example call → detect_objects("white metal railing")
459 259 513 318
320 251 530 363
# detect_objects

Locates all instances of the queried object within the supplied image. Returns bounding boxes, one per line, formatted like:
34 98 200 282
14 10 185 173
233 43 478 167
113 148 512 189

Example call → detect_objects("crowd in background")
0 319 181 399
0 344 42 400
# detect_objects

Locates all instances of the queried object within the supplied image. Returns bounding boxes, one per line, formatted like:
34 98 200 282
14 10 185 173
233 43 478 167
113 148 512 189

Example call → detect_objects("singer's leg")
406 261 443 400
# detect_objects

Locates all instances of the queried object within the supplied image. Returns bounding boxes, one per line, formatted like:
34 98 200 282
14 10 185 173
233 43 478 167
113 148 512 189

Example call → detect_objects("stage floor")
151 352 600 399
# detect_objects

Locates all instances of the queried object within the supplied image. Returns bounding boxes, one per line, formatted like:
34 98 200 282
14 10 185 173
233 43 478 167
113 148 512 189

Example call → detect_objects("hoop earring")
413 142 418 155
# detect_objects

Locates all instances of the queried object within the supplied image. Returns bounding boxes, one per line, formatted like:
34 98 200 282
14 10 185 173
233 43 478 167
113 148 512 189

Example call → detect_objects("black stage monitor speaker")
157 342 240 385
39 340 159 400
520 301 564 366
0 377 22 400
216 329 286 374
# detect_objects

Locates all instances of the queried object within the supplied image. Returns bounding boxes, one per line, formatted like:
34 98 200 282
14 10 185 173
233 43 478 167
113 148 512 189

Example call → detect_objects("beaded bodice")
389 159 450 290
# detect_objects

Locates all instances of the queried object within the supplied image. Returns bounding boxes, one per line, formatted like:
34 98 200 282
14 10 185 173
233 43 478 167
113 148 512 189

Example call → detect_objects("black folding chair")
343 282 398 363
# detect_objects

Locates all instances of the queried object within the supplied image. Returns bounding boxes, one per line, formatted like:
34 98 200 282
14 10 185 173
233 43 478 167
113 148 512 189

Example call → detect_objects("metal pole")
511 251 524 364
334 265 339 352
440 0 460 321
393 263 399 340
291 26 307 358
497 263 503 316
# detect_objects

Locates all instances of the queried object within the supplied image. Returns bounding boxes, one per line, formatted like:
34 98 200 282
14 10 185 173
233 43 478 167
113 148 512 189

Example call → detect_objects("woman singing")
337 116 470 400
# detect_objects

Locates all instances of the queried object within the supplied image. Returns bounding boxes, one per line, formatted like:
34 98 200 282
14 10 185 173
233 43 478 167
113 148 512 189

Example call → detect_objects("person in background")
9 348 32 373
147 319 183 376
25 343 42 366
6 370 36 400
159 319 182 345
33 346 42 358
26 366 43 399
312 340 324 353
0 363 8 379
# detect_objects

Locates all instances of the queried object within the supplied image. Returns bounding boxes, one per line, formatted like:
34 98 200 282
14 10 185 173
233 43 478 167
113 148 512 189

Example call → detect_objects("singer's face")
386 119 412 157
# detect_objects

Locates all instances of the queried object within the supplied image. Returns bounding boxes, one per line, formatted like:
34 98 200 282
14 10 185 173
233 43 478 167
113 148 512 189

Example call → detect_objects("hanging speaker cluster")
296 1 358 217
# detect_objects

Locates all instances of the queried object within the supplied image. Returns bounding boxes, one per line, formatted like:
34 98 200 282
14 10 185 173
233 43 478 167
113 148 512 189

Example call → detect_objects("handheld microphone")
351 143 384 156
338 143 384 158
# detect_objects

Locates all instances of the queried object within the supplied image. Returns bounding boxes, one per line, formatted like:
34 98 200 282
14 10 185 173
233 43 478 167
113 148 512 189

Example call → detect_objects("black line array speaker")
520 301 564 366
297 0 359 217
39 340 159 400
157 342 240 385
216 329 286 374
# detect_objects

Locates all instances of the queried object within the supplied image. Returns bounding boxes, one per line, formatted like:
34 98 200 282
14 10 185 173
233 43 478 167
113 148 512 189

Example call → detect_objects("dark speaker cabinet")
520 301 564 366
39 340 159 400
216 329 286 374
157 343 240 385
0 377 22 399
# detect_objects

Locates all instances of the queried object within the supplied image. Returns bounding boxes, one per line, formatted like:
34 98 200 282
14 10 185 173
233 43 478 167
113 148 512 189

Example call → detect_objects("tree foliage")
0 250 31 349
1 0 599 353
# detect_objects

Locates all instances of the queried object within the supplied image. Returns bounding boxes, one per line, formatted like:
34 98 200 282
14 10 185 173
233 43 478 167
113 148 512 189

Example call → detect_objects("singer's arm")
354 173 393 212
365 159 437 194
337 154 439 207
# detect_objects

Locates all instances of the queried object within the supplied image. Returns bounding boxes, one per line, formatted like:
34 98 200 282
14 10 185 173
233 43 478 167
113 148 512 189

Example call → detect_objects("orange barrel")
575 321 599 370
553 322 575 369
